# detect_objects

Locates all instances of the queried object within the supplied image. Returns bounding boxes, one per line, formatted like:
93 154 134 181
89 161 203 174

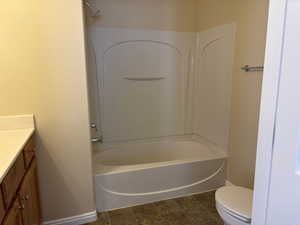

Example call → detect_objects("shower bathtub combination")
93 137 227 212
87 26 235 212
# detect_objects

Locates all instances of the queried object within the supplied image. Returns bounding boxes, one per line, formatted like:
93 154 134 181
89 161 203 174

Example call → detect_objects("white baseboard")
43 211 97 225
225 180 235 186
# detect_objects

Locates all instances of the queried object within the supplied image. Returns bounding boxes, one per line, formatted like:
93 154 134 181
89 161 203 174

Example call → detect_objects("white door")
265 1 300 224
253 0 300 224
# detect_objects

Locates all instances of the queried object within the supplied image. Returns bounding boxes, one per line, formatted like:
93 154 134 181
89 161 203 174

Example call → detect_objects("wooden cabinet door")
19 161 41 225
1 154 25 208
2 198 23 225
0 191 5 224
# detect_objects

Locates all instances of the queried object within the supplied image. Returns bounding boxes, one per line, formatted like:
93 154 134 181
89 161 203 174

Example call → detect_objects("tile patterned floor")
88 191 223 225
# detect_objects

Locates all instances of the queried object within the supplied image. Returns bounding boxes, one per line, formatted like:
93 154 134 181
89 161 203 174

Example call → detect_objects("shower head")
84 0 101 18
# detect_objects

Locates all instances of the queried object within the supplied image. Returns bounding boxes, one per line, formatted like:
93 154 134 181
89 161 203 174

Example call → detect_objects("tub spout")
91 137 102 143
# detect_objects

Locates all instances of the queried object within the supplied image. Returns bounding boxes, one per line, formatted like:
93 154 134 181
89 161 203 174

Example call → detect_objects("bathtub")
93 137 227 212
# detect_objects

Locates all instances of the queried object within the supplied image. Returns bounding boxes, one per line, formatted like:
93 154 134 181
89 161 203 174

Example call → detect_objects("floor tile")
132 203 165 225
89 212 111 225
109 208 137 225
163 211 194 225
153 199 182 215
86 191 223 225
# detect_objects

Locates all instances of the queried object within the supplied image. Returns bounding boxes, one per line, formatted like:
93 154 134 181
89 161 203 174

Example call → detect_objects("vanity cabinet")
1 154 25 208
23 138 35 169
19 161 40 225
0 193 5 224
2 199 23 225
0 135 41 225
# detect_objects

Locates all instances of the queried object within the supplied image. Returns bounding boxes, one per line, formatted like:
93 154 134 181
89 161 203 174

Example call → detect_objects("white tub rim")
93 135 227 175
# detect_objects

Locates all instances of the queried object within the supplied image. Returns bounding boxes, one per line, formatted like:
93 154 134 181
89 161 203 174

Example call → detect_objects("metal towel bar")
241 65 264 72
123 77 165 81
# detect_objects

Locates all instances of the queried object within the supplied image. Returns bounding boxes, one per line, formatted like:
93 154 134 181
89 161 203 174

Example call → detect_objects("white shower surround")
89 27 196 142
194 24 236 150
88 24 236 212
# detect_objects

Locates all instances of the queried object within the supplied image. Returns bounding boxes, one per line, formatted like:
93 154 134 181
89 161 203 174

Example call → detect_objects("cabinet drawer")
0 191 5 224
1 154 25 208
23 135 35 168
2 197 23 225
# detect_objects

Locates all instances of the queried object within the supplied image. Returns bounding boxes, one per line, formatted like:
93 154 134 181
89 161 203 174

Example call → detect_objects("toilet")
215 186 253 225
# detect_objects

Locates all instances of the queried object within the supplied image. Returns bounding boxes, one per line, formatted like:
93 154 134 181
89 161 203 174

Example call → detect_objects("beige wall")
197 0 269 188
35 0 95 221
228 0 269 188
0 1 39 115
88 0 197 32
0 0 95 222
197 0 237 31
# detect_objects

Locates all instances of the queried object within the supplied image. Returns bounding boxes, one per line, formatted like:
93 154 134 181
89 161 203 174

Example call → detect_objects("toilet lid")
216 186 253 222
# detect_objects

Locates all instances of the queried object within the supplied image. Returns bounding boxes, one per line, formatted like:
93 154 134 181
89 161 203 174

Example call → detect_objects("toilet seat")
216 202 251 223
215 186 253 224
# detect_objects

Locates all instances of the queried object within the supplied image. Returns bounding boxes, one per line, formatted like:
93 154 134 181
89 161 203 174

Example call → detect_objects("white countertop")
0 115 35 183
0 129 34 183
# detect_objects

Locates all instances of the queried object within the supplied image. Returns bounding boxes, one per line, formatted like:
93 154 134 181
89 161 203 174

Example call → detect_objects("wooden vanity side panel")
23 135 35 168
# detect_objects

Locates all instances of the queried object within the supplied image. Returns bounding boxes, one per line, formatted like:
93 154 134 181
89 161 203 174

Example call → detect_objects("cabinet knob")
21 195 29 201
18 204 25 210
